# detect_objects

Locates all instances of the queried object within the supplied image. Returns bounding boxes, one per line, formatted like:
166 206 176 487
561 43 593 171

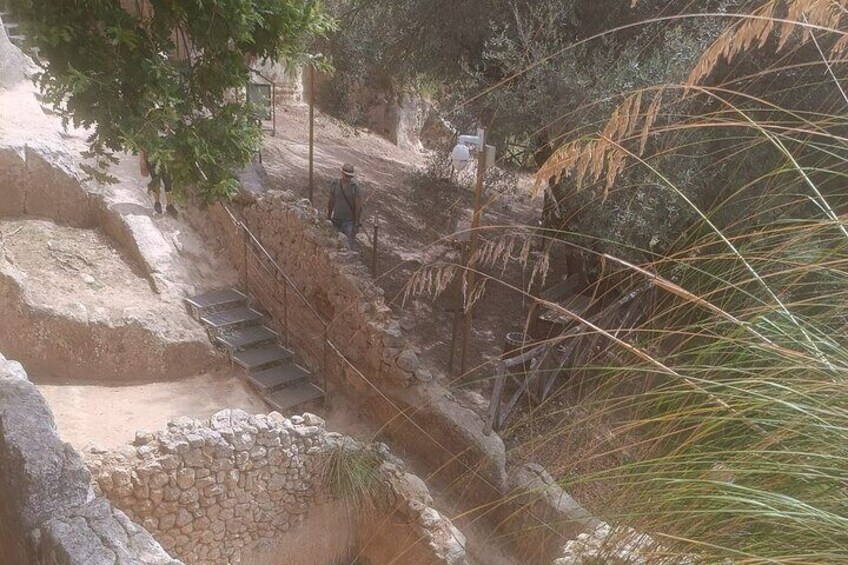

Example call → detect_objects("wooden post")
322 328 329 404
448 245 468 375
460 127 487 378
271 82 276 137
484 362 507 435
308 65 315 205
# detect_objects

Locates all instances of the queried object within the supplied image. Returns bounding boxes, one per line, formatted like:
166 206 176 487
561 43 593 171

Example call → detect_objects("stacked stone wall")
88 409 466 565
208 195 508 490
206 191 598 563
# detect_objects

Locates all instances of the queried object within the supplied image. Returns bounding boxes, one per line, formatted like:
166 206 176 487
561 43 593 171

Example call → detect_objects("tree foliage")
13 0 334 199
324 1 846 272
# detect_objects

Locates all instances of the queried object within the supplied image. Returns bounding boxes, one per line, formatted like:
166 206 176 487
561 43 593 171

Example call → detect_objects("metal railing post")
283 279 289 349
308 65 315 205
241 223 249 295
371 218 379 278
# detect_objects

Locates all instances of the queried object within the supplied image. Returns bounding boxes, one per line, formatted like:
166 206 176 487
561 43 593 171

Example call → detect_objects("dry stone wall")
87 409 466 565
209 194 508 490
0 353 180 565
206 188 604 563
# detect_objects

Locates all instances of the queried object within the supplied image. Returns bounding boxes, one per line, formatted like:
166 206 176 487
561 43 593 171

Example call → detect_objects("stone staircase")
185 288 324 413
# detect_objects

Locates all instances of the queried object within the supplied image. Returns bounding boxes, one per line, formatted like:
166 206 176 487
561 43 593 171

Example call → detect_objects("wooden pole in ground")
460 127 487 378
308 65 315 205
448 244 468 374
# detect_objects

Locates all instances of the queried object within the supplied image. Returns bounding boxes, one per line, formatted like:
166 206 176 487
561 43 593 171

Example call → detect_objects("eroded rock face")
0 354 179 565
0 15 31 90
0 131 219 383
553 522 667 565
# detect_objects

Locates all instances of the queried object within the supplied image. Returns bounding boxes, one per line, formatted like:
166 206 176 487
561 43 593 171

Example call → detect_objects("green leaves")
13 0 333 200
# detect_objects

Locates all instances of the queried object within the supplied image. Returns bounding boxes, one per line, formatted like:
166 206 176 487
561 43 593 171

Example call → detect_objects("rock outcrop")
0 353 180 565
0 35 227 382
0 14 30 90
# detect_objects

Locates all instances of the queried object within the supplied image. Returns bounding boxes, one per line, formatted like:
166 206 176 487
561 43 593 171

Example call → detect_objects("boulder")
0 357 180 564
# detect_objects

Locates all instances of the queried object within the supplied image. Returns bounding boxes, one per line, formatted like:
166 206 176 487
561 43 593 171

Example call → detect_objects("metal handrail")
242 227 327 326
220 203 333 397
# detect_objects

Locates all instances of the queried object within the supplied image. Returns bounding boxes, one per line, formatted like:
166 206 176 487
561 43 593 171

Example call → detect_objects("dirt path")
263 105 544 391
263 107 556 564
35 370 268 450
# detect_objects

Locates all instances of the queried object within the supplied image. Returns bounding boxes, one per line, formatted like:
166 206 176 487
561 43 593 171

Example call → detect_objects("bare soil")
1 219 153 312
35 369 268 450
0 217 204 341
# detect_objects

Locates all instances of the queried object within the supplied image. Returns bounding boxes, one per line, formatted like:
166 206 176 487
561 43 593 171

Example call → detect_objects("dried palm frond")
535 89 666 198
462 277 488 312
402 263 460 305
688 0 847 85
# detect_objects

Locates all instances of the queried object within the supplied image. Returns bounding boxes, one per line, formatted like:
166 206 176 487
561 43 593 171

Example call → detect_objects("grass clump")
323 444 387 514
494 5 848 563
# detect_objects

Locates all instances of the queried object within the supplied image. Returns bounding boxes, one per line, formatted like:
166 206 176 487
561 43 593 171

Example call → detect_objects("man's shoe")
153 201 162 214
166 204 178 218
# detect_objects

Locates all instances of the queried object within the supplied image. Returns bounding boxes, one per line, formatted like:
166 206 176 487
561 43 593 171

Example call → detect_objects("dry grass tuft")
535 88 665 197
688 0 847 85
402 233 550 311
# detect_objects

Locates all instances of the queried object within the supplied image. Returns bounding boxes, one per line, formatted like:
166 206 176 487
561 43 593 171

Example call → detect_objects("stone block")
176 468 196 490
175 508 193 528
178 487 199 505
158 512 177 531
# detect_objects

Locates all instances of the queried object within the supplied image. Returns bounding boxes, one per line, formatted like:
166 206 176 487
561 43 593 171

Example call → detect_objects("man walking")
139 149 178 217
327 163 361 248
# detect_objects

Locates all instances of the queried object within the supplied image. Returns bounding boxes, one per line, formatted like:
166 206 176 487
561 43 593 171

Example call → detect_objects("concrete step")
264 382 323 414
185 288 248 320
248 364 311 394
216 325 278 352
232 345 292 372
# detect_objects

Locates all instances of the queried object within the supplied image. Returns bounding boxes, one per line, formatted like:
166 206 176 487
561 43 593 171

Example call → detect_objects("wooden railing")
484 283 650 434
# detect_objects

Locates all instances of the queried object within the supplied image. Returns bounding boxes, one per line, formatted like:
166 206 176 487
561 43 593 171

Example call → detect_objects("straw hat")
341 163 355 177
